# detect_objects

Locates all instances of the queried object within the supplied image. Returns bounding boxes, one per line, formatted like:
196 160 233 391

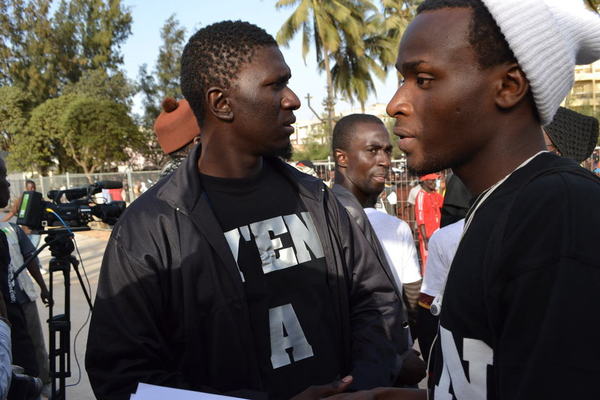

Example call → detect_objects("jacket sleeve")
85 230 192 400
333 202 410 389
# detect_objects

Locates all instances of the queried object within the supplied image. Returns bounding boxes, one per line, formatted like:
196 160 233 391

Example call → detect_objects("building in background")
565 61 600 117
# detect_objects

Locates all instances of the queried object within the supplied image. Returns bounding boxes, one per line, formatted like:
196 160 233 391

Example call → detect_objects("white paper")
131 383 246 400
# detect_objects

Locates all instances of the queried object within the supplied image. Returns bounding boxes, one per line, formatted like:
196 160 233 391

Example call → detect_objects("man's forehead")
397 8 474 69
239 45 290 77
351 125 390 146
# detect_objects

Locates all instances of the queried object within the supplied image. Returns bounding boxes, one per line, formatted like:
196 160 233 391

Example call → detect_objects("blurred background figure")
154 97 201 179
414 174 443 274
543 106 599 164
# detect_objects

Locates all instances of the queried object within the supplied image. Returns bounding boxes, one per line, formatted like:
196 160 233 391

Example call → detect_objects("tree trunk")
323 50 335 143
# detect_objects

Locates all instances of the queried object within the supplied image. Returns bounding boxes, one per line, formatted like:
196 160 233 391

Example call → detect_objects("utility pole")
305 94 324 122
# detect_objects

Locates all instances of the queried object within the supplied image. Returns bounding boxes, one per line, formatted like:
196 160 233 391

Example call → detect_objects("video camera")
16 180 126 232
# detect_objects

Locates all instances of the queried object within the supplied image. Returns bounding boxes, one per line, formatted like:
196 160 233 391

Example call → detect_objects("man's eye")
416 76 433 87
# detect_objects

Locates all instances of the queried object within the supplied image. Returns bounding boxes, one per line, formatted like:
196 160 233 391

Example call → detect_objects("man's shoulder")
512 161 600 208
365 208 404 225
429 220 463 249
365 208 412 234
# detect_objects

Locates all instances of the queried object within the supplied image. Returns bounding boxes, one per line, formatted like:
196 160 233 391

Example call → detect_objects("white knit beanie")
480 0 600 125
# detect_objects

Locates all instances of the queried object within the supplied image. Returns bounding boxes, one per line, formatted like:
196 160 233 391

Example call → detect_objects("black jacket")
331 184 419 335
86 145 407 400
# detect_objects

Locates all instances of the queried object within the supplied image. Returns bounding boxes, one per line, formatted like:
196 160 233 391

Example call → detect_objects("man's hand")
40 288 53 307
290 376 353 400
395 349 427 386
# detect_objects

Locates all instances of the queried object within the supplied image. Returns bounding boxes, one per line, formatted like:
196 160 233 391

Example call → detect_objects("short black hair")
180 20 277 126
417 0 516 69
332 114 385 155
25 179 35 186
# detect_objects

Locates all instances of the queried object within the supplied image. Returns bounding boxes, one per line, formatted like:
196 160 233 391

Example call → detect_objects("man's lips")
283 117 296 133
392 127 417 153
283 116 297 126
392 126 415 139
371 170 388 183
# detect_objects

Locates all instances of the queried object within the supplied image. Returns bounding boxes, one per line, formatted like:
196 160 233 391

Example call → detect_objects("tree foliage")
277 0 421 130
60 97 142 179
0 86 34 152
9 87 141 177
7 95 72 174
62 68 135 107
0 0 132 106
137 14 187 169
328 5 396 111
277 0 372 137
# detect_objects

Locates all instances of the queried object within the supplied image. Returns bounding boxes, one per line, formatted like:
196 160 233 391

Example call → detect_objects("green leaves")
0 0 132 107
136 14 187 170
277 0 420 135
60 97 141 177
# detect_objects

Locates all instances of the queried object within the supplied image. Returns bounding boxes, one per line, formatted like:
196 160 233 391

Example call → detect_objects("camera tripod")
46 228 93 400
15 228 93 400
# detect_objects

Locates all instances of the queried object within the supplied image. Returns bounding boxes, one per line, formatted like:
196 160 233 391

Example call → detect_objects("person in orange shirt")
414 173 443 274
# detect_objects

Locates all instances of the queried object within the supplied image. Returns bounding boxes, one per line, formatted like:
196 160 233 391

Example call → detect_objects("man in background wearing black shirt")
86 21 406 400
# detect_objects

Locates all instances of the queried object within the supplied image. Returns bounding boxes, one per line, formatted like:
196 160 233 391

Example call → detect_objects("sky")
121 0 400 121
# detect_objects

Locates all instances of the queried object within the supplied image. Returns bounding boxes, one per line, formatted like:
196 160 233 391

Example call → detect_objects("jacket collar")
157 143 324 215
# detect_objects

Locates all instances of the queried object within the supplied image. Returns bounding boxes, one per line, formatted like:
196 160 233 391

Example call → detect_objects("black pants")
7 302 39 378
416 305 438 366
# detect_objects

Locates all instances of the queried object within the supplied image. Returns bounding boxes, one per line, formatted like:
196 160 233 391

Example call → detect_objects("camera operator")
0 159 52 397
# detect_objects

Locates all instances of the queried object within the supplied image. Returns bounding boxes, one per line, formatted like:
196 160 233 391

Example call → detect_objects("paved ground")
36 230 109 400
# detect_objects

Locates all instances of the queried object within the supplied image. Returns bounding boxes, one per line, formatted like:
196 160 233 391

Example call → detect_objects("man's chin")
406 156 447 176
269 142 293 161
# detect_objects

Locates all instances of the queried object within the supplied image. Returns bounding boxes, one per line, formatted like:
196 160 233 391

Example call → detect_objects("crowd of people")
0 0 598 399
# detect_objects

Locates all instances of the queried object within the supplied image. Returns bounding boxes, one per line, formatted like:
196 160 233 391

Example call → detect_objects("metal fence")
6 170 163 209
6 160 434 229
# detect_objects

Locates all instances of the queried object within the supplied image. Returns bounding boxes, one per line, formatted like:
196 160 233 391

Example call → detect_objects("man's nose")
386 87 412 118
282 88 301 110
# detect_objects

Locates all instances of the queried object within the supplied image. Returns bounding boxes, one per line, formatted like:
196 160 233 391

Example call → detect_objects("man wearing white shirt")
363 208 421 298
417 219 464 363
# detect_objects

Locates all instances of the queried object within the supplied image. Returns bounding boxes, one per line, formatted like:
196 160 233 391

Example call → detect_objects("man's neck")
454 122 546 195
197 128 264 178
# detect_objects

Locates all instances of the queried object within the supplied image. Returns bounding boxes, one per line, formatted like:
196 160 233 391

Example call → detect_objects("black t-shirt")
200 163 342 400
430 153 600 400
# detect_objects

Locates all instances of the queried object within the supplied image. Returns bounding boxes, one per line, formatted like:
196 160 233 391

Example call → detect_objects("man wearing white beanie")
353 0 600 399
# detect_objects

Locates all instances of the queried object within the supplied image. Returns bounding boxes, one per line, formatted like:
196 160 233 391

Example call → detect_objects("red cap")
154 98 201 154
419 173 440 181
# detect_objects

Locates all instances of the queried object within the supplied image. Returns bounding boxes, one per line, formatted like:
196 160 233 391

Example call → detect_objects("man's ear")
334 148 348 168
494 63 530 110
206 87 233 122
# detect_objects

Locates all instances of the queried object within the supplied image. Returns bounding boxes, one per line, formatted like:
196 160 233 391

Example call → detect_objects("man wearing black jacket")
86 21 407 400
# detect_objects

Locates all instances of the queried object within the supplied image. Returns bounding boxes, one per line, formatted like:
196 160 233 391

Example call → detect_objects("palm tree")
381 0 420 82
276 0 369 137
328 6 395 112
